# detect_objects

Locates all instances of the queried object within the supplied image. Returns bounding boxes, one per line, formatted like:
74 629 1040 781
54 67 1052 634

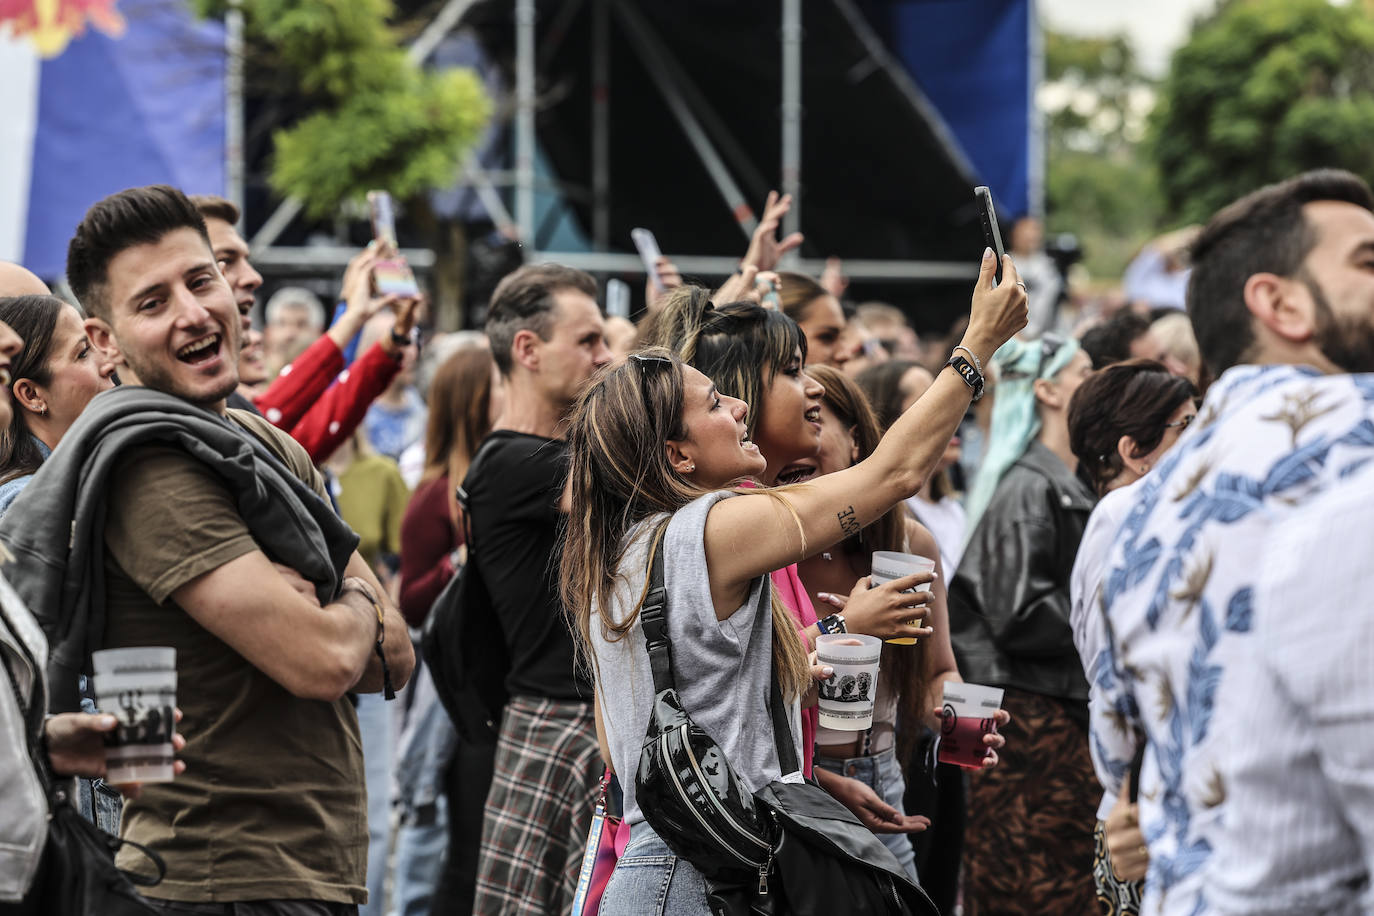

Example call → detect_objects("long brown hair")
805 365 929 764
0 295 67 487
420 344 498 523
560 348 811 702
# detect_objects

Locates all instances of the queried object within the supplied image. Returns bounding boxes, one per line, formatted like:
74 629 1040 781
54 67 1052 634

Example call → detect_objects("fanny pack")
634 521 937 915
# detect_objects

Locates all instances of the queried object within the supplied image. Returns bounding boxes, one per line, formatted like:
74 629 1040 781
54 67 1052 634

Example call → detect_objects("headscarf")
964 334 1082 534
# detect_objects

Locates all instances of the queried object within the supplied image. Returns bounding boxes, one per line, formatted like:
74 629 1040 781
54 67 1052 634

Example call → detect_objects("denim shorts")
814 745 919 882
596 825 711 916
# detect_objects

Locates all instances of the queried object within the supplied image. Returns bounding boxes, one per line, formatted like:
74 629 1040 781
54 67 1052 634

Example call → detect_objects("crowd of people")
2 167 1374 916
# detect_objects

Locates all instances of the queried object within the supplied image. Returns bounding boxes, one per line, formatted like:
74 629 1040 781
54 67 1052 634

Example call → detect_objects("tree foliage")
1043 31 1148 155
1150 0 1374 223
194 0 490 219
1042 29 1164 281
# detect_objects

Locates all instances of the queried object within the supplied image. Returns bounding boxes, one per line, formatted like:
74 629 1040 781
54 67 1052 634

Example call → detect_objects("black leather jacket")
948 441 1097 702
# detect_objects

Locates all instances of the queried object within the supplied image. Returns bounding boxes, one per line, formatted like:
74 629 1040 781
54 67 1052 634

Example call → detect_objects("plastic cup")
92 647 177 784
937 682 1003 769
870 551 936 645
815 634 883 731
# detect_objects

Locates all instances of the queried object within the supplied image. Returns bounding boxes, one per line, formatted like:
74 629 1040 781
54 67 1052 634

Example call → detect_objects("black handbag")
28 786 165 916
634 523 938 915
421 437 508 745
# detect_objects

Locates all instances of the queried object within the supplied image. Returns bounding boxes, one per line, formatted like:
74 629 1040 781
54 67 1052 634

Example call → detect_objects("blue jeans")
75 675 122 834
389 664 456 916
814 746 919 882
597 826 710 916
355 693 394 916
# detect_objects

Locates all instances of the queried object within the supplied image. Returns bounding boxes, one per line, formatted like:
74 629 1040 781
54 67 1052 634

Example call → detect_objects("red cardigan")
254 336 401 462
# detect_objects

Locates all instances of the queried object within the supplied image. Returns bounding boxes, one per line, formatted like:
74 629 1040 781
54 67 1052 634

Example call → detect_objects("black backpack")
421 438 509 745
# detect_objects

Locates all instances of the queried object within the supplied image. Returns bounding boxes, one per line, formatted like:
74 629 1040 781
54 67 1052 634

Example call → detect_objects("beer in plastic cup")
869 551 936 645
938 681 1003 769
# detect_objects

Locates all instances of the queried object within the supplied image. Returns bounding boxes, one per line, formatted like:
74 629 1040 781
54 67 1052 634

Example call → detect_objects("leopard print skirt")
961 687 1099 916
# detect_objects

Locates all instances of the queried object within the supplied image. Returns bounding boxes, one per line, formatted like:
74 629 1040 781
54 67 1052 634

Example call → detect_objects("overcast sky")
1039 0 1220 76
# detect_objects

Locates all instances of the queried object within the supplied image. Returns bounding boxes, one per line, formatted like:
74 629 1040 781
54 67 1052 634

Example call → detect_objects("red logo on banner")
0 0 126 58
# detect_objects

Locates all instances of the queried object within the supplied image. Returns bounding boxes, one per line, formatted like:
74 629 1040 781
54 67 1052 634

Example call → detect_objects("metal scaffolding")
244 0 980 285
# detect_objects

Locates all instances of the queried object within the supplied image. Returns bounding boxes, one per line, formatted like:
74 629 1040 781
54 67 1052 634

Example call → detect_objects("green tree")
195 0 491 220
1150 0 1374 223
1042 29 1165 281
1044 31 1147 155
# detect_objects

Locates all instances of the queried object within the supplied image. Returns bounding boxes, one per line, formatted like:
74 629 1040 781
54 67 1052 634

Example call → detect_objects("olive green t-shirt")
333 453 409 570
105 409 366 904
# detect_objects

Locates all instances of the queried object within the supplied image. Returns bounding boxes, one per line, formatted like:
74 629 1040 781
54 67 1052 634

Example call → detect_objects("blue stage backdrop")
882 0 1036 219
4 0 225 280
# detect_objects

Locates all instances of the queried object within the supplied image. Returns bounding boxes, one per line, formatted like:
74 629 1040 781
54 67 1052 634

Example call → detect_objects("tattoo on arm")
837 505 860 538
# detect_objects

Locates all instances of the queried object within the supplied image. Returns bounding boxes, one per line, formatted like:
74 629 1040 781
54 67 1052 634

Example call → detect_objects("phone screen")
367 190 419 297
631 228 664 292
974 186 1005 286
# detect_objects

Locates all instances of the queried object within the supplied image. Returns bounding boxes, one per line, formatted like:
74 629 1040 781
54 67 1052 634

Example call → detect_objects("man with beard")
14 185 414 914
1090 170 1374 915
189 195 418 461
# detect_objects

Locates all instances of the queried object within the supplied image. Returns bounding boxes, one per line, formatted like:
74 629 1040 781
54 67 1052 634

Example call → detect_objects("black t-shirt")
464 430 589 700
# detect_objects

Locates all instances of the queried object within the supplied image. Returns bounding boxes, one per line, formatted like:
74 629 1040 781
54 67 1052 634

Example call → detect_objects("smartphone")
974 186 1005 286
367 190 420 297
631 227 664 292
605 278 631 319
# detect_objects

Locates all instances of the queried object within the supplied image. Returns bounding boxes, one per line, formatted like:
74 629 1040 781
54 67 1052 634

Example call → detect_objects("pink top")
771 564 818 776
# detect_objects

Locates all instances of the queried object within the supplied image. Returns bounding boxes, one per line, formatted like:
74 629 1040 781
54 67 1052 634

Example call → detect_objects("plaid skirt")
472 695 602 916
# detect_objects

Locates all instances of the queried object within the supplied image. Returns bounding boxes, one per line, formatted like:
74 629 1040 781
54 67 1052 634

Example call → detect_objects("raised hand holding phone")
974 186 1007 287
367 190 421 298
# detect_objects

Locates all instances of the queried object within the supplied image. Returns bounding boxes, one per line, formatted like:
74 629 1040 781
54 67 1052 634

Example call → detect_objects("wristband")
817 613 847 635
951 345 983 375
946 354 985 402
351 581 396 700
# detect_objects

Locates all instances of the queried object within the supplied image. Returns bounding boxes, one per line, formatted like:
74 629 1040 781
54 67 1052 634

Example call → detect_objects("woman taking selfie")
645 287 925 778
561 249 1024 914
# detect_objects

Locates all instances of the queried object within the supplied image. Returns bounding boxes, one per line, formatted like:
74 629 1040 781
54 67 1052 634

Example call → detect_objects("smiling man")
46 185 414 915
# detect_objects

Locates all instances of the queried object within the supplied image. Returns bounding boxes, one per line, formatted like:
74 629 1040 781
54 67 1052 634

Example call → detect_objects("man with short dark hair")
1080 310 1164 369
1092 169 1374 914
465 262 611 916
18 184 415 914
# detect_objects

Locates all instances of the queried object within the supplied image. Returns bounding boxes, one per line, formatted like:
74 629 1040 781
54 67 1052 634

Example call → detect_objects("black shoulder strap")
640 519 674 694
638 522 802 775
456 434 506 561
769 668 800 776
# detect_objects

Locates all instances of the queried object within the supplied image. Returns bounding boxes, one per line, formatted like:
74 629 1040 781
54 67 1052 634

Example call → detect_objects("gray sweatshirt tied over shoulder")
0 385 359 712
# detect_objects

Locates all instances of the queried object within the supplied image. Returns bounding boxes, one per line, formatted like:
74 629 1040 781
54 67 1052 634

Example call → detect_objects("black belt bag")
633 522 938 915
